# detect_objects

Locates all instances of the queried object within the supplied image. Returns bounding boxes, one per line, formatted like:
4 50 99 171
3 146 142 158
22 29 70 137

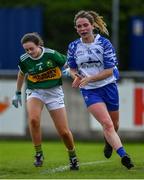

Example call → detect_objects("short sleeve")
52 50 67 67
67 42 77 69
103 39 118 69
18 60 27 74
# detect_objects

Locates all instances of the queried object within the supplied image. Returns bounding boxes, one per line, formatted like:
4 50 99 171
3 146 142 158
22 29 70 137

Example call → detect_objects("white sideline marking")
41 160 112 174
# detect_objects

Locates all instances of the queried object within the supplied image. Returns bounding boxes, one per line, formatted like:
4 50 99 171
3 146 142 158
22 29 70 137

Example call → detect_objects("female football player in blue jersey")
67 10 134 169
12 32 79 170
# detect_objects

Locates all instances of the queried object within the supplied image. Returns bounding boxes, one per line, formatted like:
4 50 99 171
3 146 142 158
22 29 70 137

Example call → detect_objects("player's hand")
12 91 22 108
72 74 82 88
79 76 91 87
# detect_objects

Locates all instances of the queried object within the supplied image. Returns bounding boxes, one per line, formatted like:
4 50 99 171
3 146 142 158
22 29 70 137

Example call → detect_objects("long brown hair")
74 10 109 36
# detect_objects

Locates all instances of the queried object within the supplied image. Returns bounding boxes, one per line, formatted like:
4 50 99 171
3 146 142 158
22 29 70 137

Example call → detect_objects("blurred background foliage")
0 0 144 70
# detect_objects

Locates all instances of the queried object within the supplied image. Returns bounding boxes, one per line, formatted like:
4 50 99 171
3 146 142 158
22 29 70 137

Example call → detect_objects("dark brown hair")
21 32 44 46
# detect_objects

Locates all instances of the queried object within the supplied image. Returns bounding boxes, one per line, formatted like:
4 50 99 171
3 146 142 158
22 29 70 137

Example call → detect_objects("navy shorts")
80 83 119 111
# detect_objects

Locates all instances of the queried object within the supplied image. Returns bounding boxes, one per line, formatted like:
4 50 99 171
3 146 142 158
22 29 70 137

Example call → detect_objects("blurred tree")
0 0 143 70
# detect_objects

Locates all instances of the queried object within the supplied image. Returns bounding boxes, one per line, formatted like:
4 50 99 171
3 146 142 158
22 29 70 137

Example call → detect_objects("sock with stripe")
116 147 126 158
35 144 43 155
68 148 76 158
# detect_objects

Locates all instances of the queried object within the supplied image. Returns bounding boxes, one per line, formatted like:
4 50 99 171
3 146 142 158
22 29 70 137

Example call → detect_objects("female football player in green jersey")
12 32 79 170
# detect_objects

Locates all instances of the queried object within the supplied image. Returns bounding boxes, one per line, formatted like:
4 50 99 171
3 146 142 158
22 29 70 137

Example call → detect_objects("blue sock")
116 147 126 158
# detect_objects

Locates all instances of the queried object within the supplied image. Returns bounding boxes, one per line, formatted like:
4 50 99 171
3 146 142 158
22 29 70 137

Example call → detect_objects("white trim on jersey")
67 34 119 89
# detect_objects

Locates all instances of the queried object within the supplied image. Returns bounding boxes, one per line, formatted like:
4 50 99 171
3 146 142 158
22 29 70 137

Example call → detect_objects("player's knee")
103 120 114 132
29 116 40 128
59 129 71 139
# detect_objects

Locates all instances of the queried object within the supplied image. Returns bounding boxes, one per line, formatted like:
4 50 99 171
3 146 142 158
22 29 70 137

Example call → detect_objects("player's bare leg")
104 110 119 158
50 107 79 170
88 103 134 169
27 98 44 167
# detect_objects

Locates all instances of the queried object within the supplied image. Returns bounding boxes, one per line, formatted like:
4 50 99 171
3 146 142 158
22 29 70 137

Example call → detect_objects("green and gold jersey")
18 47 66 89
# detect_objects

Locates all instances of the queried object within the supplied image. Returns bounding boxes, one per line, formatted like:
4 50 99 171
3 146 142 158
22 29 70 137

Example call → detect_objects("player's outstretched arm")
12 71 25 108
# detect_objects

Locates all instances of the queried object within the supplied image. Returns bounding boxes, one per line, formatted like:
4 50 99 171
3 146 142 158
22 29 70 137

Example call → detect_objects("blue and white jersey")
67 34 119 89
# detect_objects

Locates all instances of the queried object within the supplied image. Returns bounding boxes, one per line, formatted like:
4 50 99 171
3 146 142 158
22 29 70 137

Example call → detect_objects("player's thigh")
109 110 119 130
26 97 44 118
88 102 112 126
49 107 69 132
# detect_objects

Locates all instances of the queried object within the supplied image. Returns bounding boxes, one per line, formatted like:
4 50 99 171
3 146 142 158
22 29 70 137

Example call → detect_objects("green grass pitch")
0 140 144 179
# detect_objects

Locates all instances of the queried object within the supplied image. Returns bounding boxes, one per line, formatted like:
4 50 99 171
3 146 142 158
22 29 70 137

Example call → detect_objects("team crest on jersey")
47 61 53 67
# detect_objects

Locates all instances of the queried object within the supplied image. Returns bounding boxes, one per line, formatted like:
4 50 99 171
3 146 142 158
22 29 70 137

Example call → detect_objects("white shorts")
26 86 65 111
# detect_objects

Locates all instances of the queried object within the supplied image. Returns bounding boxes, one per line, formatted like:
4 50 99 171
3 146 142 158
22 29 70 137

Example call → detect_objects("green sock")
35 144 43 155
68 148 76 158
